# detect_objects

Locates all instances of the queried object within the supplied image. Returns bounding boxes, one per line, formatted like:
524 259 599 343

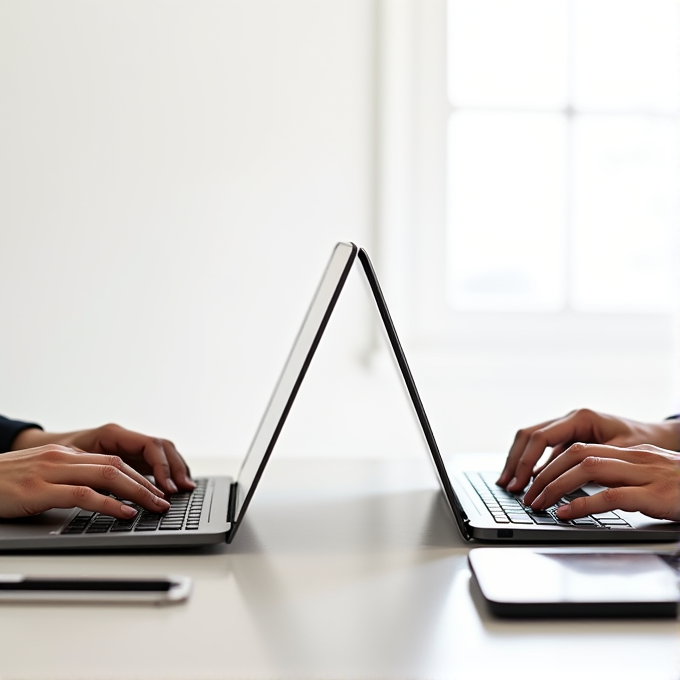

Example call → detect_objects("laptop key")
564 490 588 500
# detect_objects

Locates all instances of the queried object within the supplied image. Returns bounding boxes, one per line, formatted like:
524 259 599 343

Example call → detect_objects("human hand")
497 409 680 493
12 424 193 494
0 445 171 519
522 443 680 522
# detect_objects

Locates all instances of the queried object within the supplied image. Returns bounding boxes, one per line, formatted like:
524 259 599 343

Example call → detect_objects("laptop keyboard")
61 479 208 535
466 473 632 529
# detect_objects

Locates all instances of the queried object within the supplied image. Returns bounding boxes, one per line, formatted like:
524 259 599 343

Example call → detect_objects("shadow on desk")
229 527 465 677
230 488 465 555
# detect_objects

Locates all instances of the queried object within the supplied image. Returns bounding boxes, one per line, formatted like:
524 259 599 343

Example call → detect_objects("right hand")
497 408 680 493
0 445 171 518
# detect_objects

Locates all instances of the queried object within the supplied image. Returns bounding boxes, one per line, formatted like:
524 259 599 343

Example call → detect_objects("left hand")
523 442 680 522
11 424 194 494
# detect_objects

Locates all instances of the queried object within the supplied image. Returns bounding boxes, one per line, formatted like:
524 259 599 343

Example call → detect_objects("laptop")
2 242 678 550
0 242 357 550
353 247 680 543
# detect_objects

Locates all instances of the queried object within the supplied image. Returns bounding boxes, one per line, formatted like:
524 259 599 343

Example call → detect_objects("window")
446 0 679 315
377 0 680 355
374 0 679 447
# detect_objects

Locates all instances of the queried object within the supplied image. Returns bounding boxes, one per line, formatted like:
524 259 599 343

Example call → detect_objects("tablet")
468 547 679 618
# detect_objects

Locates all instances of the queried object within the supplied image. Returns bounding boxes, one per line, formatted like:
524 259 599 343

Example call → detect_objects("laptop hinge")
451 496 472 541
227 482 238 524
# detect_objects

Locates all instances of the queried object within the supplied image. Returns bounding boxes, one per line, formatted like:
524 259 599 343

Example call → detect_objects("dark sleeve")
667 415 680 420
0 415 43 453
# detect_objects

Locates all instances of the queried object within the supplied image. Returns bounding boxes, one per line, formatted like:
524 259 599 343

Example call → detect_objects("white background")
1 0 678 463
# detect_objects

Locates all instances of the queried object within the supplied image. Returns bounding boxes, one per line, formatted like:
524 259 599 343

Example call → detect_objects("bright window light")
446 0 679 313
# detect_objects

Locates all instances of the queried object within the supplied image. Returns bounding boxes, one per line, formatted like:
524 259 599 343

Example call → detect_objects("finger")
497 417 559 487
530 457 654 511
532 443 567 477
43 485 147 520
91 426 178 494
58 453 165 498
47 463 171 513
556 486 656 520
506 419 591 492
524 443 655 505
161 440 195 490
141 439 178 493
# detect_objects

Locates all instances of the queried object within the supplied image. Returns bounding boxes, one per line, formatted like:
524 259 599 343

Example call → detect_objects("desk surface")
0 456 677 680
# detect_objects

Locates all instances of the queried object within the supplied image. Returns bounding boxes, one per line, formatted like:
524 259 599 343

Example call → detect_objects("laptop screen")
230 242 357 533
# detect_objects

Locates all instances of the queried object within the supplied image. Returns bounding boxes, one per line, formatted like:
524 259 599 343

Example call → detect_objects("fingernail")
531 493 545 509
166 480 178 494
556 503 571 518
153 495 171 507
184 476 196 489
121 505 138 517
508 477 518 489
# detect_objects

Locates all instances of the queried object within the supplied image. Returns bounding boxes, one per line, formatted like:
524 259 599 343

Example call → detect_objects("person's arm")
0 445 171 518
497 408 680 492
0 417 193 519
524 442 680 522
495 408 680 522
0 415 42 454
11 424 194 494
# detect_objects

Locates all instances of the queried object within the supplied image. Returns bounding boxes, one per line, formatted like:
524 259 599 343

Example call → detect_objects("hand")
497 408 680 493
522 443 680 522
0 445 171 519
11 424 194 494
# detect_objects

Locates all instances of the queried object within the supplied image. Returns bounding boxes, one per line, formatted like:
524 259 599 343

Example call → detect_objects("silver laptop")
3 242 679 550
352 246 680 543
0 243 357 550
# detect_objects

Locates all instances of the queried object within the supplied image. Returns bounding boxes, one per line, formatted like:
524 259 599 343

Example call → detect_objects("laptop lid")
355 248 471 540
226 241 470 543
227 242 358 542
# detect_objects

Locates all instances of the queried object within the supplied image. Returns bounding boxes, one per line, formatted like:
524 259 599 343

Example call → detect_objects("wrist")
11 428 53 451
659 420 680 452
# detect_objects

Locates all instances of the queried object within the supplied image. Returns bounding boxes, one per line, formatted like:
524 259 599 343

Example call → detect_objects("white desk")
0 457 677 680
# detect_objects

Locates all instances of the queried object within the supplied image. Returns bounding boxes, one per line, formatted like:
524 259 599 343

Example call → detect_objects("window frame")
374 0 678 360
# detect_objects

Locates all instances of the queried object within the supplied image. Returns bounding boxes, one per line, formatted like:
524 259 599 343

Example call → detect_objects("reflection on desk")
0 457 676 680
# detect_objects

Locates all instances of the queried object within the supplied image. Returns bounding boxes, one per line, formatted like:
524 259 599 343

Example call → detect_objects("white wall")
0 0 398 460
1 1 677 467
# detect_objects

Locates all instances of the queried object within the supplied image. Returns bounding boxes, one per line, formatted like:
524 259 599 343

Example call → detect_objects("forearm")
10 428 65 451
662 416 680 451
0 416 43 453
